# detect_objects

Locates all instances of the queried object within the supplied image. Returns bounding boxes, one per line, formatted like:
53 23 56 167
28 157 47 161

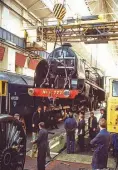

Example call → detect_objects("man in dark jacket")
90 118 110 170
64 112 77 153
32 106 42 133
78 114 85 152
99 108 107 120
88 112 98 140
41 105 49 128
49 107 58 129
32 122 48 170
14 113 26 133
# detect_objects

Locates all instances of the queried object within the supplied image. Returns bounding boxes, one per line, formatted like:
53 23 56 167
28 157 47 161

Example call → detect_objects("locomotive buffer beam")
40 21 118 43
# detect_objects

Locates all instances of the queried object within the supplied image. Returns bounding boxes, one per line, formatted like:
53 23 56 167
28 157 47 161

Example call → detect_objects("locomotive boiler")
29 43 105 111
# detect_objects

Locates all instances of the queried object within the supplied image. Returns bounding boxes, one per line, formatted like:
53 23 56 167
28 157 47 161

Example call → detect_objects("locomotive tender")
29 43 105 110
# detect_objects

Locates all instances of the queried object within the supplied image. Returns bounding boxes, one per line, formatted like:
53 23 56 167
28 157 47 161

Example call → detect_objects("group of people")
64 108 110 170
64 108 106 153
32 105 59 133
13 107 109 170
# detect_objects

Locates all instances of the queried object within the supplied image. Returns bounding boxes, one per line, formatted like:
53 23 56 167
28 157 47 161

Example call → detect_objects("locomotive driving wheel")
0 115 26 170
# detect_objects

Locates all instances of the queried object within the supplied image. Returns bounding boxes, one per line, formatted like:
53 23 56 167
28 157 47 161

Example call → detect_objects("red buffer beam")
28 88 79 99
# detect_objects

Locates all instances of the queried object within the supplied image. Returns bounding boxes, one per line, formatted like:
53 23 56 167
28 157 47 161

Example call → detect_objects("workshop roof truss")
41 21 118 43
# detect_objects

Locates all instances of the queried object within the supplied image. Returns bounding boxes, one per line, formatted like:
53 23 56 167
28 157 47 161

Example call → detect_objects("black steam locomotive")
33 43 105 111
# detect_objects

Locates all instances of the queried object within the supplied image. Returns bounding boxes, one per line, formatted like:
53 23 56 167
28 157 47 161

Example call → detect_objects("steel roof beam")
40 21 118 43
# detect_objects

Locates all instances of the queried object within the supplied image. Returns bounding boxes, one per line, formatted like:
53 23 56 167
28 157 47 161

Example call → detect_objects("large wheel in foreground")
0 115 26 170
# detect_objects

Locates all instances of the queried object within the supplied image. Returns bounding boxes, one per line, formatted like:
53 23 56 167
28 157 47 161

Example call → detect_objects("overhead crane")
38 21 118 44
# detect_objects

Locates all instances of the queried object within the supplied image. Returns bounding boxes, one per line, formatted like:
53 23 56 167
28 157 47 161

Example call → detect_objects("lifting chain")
54 25 64 49
40 1 67 88
52 1 68 88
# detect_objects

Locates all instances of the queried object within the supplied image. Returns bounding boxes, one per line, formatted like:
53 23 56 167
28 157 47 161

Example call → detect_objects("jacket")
40 110 49 122
64 117 77 134
88 116 97 130
99 113 107 122
102 113 107 120
32 112 42 127
35 128 48 149
90 129 110 169
78 119 85 136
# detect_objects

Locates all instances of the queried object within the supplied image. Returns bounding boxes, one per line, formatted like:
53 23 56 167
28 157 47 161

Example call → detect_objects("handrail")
0 27 25 48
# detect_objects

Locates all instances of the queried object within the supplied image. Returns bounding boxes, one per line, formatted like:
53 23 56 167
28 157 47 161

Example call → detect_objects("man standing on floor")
49 107 59 129
32 122 48 170
14 113 26 133
99 108 107 120
78 114 85 152
41 105 49 128
32 106 42 135
64 112 77 154
90 118 110 170
88 112 98 140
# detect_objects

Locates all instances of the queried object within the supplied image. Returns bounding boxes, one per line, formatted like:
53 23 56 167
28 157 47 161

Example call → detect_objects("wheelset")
0 115 26 170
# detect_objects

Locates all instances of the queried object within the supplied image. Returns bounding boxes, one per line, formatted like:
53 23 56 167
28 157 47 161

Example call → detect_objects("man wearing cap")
32 122 48 170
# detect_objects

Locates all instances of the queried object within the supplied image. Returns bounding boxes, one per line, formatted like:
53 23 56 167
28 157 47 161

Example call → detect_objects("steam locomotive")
29 43 105 111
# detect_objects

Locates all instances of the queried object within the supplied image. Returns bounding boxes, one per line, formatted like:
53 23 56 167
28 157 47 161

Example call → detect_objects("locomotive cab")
107 79 118 133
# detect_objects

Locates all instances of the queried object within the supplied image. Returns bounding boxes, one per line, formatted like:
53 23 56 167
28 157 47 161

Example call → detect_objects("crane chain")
54 25 64 49
53 25 68 88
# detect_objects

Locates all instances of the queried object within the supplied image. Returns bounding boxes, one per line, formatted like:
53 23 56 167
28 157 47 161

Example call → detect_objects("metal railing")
0 27 25 49
0 27 49 60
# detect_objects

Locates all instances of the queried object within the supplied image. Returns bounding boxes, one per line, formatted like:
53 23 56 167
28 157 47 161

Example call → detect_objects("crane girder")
39 21 118 43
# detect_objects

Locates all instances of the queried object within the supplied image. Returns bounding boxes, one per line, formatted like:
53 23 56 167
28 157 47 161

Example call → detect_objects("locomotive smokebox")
34 59 49 87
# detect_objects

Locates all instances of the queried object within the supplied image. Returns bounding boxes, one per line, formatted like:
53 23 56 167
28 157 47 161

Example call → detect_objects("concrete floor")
56 151 116 169
24 157 91 170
